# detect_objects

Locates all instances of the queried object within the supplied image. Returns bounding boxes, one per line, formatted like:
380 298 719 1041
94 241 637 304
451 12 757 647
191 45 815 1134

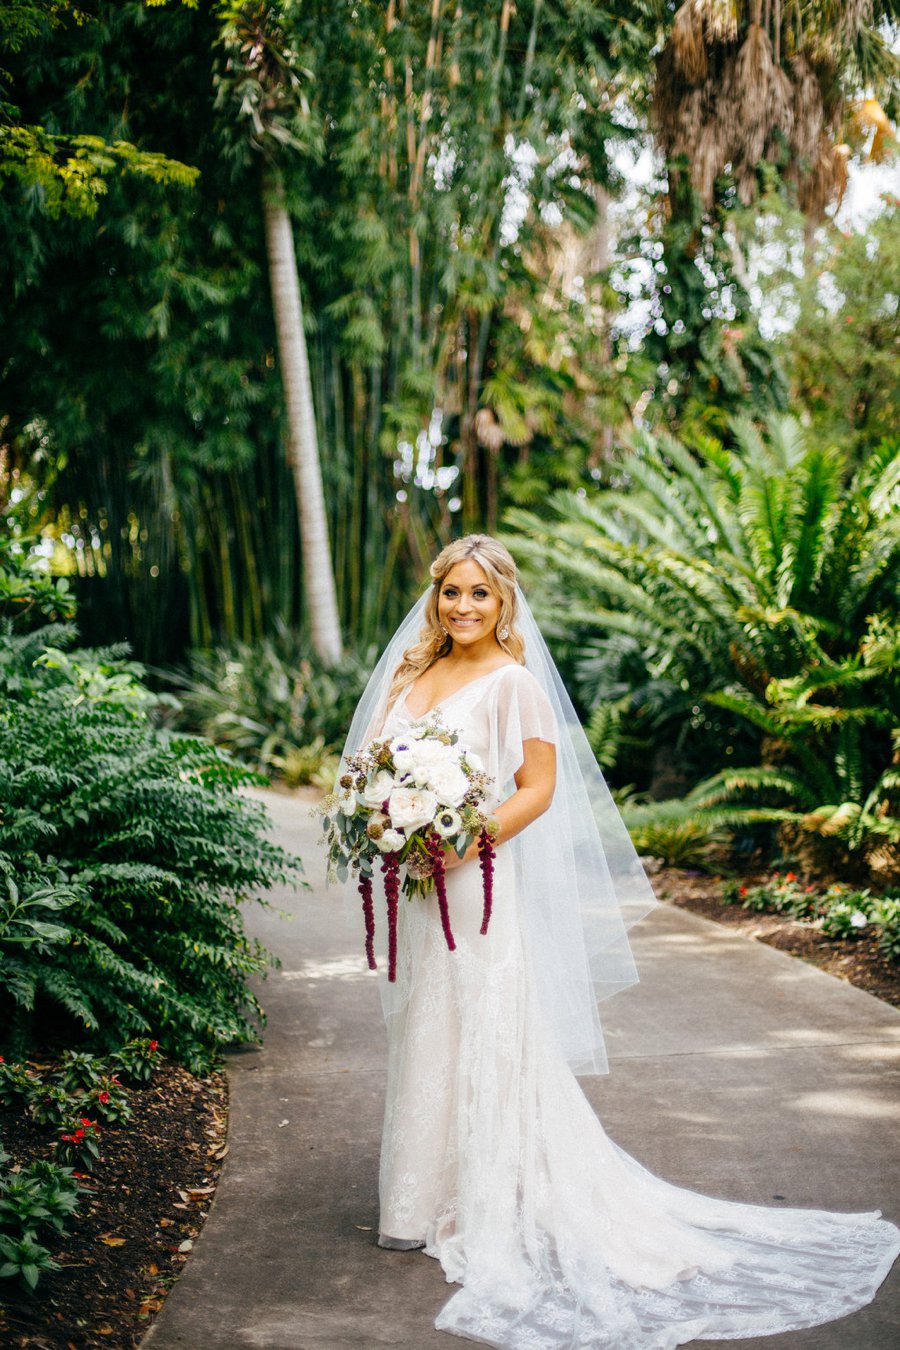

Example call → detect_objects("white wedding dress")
373 663 900 1349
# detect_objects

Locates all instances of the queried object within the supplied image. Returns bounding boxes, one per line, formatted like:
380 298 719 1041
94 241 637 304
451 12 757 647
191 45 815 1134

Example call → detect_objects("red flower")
380 851 402 982
149 1040 159 1053
477 828 496 936
60 1134 72 1142
786 871 797 882
74 1129 85 1140
358 874 377 971
739 885 748 897
98 1090 110 1104
425 832 455 957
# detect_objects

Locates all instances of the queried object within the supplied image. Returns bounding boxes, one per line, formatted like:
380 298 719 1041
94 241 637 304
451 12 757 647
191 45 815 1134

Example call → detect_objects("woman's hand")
442 839 480 870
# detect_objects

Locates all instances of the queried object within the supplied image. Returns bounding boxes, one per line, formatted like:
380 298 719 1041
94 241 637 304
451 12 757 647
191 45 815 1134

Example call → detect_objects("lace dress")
374 663 900 1349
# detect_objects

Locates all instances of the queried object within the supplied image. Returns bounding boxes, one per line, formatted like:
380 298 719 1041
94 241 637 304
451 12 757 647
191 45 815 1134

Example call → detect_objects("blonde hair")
387 535 525 705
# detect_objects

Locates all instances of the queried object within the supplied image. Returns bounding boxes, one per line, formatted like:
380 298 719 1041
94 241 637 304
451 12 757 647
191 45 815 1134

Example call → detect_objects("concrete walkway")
142 790 900 1350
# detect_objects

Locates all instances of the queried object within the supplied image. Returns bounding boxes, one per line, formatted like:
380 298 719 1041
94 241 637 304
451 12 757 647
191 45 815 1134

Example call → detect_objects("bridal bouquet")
318 716 499 981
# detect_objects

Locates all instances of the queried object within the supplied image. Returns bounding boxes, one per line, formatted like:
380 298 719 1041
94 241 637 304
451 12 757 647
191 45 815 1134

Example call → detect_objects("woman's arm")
444 737 557 869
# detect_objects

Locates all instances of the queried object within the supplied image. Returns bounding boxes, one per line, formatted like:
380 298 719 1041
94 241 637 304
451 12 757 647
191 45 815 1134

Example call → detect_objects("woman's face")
437 559 502 651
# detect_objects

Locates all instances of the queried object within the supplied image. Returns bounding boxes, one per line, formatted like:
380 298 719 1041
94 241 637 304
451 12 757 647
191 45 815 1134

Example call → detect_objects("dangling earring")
440 625 449 636
498 625 509 641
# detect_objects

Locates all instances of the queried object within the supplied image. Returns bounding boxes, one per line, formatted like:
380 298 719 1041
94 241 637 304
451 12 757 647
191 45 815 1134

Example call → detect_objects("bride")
337 533 899 1349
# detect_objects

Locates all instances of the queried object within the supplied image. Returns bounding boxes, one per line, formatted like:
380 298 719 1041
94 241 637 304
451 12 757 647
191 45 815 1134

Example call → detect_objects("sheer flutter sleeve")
494 665 558 787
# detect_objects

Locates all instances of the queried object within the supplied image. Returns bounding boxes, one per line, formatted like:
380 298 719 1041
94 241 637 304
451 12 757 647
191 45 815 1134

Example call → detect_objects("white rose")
375 828 405 853
408 737 456 786
462 748 483 774
388 786 438 833
362 769 395 809
429 762 469 807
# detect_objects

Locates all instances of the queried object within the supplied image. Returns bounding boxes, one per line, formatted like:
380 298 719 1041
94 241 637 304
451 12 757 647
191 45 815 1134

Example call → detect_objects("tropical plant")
0 543 304 1071
165 626 370 779
0 674 303 1072
652 0 898 216
508 417 900 880
2 0 663 665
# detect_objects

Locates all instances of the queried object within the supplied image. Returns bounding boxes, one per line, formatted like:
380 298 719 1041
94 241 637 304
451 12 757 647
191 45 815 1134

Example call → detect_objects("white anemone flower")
433 807 462 839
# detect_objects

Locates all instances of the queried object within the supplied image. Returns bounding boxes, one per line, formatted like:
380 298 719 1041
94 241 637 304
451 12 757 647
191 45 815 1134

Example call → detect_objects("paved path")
142 790 900 1350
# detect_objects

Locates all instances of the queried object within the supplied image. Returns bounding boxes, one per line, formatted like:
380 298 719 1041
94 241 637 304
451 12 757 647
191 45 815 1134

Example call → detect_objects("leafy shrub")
1 671 304 1071
0 537 304 1072
511 419 900 882
165 627 370 783
629 819 724 870
872 897 900 961
721 874 900 957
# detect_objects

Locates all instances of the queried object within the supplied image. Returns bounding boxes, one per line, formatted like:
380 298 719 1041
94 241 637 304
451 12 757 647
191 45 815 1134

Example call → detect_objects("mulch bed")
653 866 900 1011
0 1056 228 1350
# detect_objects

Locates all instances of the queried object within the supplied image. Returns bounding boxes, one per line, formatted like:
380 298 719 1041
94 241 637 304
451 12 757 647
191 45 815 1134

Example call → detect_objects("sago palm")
507 418 900 878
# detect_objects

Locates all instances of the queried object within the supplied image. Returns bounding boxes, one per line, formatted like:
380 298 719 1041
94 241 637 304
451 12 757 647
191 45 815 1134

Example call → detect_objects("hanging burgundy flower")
359 873 377 970
426 832 456 954
477 827 496 936
381 852 402 981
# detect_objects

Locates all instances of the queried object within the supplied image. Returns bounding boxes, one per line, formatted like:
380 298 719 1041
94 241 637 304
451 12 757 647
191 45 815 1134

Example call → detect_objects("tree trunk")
262 171 342 664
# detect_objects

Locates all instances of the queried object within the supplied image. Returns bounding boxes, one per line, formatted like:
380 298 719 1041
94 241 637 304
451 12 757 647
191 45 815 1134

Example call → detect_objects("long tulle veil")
335 583 659 1075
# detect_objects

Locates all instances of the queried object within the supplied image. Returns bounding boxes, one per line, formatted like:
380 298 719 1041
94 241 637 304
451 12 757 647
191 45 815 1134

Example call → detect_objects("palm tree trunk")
262 170 342 664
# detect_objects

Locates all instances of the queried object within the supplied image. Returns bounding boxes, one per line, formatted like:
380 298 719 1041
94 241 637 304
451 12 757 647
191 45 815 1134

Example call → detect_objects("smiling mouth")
449 617 480 626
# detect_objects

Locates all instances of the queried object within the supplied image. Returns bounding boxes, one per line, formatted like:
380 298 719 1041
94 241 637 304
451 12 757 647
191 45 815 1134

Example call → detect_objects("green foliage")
873 897 900 960
629 818 724 871
0 1125 84 1293
0 1228 62 1293
0 544 304 1069
109 1036 162 1086
781 201 900 467
721 874 900 958
167 629 370 780
2 0 662 661
0 1 198 221
53 1117 102 1171
615 178 789 438
0 531 75 633
509 417 900 880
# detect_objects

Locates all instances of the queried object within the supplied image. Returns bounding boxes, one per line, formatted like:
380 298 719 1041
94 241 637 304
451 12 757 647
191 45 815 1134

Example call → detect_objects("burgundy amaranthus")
477 827 496 935
381 852 402 981
425 832 456 954
359 874 377 970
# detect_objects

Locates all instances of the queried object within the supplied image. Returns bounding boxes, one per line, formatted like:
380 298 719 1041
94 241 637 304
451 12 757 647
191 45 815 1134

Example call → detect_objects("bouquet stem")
478 827 496 936
381 852 401 981
426 832 456 953
359 874 377 970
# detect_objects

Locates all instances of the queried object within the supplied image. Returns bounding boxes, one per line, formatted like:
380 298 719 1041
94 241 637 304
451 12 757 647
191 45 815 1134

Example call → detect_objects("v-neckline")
401 662 516 721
